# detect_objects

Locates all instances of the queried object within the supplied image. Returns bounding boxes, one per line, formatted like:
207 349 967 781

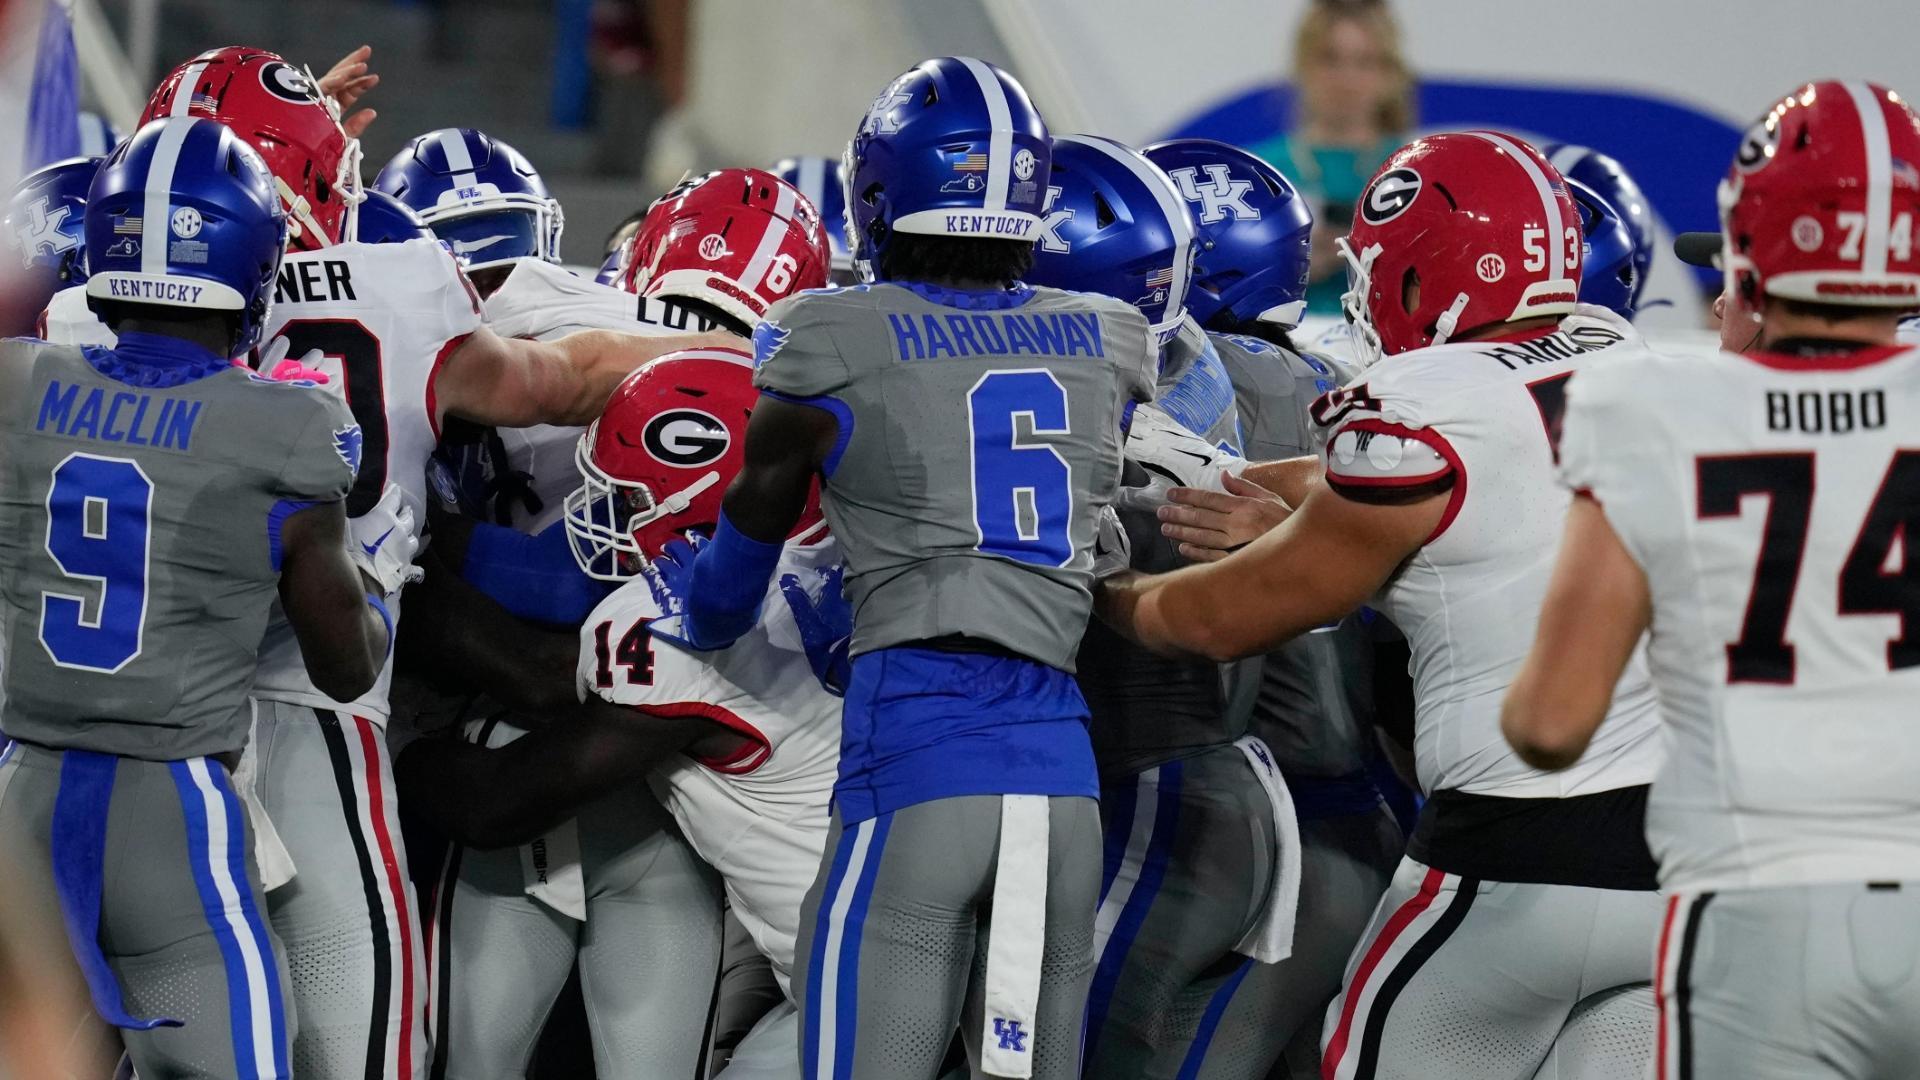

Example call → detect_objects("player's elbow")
306 650 380 704
1500 696 1589 772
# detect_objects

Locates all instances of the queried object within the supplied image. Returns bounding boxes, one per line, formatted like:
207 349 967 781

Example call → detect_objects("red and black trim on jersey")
1320 417 1468 543
634 700 772 774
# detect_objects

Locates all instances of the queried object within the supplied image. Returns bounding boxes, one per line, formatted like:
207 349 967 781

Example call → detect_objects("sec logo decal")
642 409 730 467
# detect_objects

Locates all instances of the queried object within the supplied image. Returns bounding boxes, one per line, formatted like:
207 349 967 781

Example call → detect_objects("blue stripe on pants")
50 750 178 1029
1097 773 1139 906
170 759 289 1080
804 812 893 1080
1175 955 1256 1079
1085 761 1184 1050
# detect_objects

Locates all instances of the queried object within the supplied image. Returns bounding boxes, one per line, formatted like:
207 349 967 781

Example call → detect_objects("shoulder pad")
1321 420 1455 489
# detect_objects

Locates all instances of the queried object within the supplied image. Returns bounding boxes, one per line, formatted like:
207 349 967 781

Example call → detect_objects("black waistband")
1408 785 1658 890
900 634 1035 662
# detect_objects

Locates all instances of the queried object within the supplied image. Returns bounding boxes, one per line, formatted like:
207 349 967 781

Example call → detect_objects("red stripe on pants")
1322 867 1446 1079
358 716 417 1080
1653 893 1682 1080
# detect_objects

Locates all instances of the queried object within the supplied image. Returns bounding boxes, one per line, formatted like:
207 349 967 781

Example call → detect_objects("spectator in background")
1250 0 1414 315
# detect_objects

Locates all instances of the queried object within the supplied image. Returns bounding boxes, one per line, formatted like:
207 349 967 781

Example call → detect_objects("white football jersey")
1899 315 1919 346
1562 341 1920 891
1311 306 1663 798
249 238 485 721
576 537 841 995
39 285 116 347
476 258 723 533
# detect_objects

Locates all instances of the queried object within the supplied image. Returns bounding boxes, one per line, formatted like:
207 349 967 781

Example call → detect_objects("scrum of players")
2 35 1919 1080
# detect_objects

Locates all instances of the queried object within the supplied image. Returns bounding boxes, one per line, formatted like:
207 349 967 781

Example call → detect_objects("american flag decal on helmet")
1144 265 1175 289
952 153 990 173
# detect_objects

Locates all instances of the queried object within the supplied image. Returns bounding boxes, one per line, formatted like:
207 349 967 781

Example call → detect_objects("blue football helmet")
84 117 287 357
354 189 433 244
1545 144 1652 315
1565 177 1642 318
1142 138 1314 329
845 56 1050 281
771 154 855 282
1023 135 1197 343
5 155 102 309
373 128 563 271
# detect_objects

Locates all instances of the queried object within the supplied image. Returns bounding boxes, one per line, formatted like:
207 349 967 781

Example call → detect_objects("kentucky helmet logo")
333 424 364 475
9 197 78 267
752 320 791 368
1168 164 1257 224
1035 185 1073 254
862 78 915 137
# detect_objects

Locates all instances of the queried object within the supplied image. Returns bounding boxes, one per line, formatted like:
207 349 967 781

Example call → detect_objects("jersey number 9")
39 453 152 673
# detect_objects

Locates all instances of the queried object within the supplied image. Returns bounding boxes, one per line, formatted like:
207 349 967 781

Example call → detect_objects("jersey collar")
1741 338 1912 371
896 281 1035 310
85 332 234 388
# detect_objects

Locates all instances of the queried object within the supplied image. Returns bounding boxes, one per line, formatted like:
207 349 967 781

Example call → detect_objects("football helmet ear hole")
1093 192 1116 228
1401 267 1420 315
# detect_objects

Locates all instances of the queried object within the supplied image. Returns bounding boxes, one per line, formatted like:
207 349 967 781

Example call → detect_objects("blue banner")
25 0 81 171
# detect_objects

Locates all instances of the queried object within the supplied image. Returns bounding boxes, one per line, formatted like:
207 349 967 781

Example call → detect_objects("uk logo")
8 196 77 267
333 424 364 474
1035 185 1073 254
992 1018 1028 1053
1169 164 1257 224
863 80 915 136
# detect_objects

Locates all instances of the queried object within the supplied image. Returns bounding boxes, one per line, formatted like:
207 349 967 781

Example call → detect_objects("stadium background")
4 0 1916 329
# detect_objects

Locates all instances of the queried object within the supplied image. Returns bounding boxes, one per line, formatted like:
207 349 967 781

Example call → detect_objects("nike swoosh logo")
451 234 514 254
362 525 395 559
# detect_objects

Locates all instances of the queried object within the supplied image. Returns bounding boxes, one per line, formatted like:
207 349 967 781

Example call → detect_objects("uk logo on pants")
993 1017 1028 1053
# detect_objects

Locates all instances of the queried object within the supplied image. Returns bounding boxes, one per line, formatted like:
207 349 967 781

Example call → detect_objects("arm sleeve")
275 389 359 502
751 294 853 399
460 519 615 626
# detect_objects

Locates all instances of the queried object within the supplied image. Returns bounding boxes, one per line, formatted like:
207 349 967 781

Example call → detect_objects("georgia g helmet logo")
259 61 318 104
641 409 730 467
1360 167 1423 226
1732 114 1782 175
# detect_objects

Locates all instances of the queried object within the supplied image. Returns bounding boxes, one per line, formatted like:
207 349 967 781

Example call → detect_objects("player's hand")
641 535 711 652
779 566 852 695
1092 506 1133 579
318 45 379 139
1158 472 1292 563
257 338 332 384
349 485 425 597
1115 403 1249 512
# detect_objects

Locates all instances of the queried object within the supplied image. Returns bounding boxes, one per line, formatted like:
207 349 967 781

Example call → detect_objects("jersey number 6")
39 453 152 673
968 369 1074 567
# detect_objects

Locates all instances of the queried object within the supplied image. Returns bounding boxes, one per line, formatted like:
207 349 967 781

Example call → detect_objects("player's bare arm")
1158 473 1295 562
431 324 739 430
717 396 837 542
1099 484 1441 662
1239 454 1323 508
394 700 722 848
396 541 581 717
1501 493 1652 771
277 501 391 702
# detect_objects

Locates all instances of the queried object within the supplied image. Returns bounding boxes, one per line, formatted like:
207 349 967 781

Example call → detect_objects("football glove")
642 535 713 652
1092 505 1133 580
348 485 424 598
779 565 852 695
1115 403 1249 512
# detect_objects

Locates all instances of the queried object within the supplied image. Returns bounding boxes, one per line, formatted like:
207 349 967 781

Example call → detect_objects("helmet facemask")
563 436 722 581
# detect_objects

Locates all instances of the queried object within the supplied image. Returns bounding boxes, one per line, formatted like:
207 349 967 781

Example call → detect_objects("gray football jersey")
753 283 1156 671
1213 332 1377 776
1079 322 1249 777
0 339 356 759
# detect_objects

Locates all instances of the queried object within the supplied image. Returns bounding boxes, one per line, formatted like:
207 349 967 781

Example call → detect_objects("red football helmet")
563 346 824 579
142 46 361 250
1720 80 1920 309
1339 131 1583 365
617 168 832 328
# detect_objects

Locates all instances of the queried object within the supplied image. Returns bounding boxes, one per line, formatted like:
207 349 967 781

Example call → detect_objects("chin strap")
1431 292 1472 347
623 470 721 536
276 177 331 248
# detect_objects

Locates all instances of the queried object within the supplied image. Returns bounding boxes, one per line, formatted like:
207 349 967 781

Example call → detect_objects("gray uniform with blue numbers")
0 335 356 1080
756 281 1155 1080
1203 331 1407 1080
752 282 1157 672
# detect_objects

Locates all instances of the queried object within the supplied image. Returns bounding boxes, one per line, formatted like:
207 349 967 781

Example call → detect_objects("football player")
770 155 858 285
1098 132 1667 1080
1504 80 1920 1080
395 168 831 1079
45 47 729 1080
0 117 396 1080
1138 135 1410 1079
372 127 565 299
398 349 843 1080
1023 132 1303 1080
3 155 99 338
655 57 1159 1080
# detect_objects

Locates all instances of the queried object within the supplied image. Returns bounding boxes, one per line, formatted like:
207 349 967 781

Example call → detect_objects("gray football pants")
1657 885 1920 1080
251 701 427 1080
0 739 295 1079
1082 744 1279 1080
1214 802 1404 1080
793 794 1102 1080
1320 857 1660 1080
425 758 724 1080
